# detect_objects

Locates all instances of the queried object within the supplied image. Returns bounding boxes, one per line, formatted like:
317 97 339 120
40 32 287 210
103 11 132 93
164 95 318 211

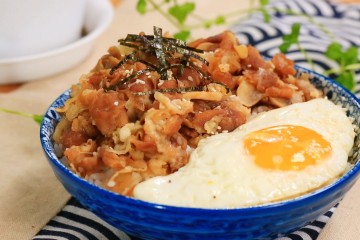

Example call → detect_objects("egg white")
133 98 355 208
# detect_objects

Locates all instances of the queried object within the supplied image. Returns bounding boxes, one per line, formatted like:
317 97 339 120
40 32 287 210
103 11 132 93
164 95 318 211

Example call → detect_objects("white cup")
0 0 87 59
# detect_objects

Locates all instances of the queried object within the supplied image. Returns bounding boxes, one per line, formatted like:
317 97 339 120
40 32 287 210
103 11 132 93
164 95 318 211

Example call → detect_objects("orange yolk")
244 125 332 171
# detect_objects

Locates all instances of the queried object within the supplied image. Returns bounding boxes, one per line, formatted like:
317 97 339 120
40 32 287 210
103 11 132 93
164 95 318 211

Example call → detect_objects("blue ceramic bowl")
40 66 360 240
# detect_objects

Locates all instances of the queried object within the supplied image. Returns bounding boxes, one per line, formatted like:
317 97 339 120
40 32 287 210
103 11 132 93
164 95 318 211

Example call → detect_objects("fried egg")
133 98 355 208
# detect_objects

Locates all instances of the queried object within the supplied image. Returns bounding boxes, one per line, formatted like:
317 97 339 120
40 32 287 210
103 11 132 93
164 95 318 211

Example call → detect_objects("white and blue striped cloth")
34 0 360 239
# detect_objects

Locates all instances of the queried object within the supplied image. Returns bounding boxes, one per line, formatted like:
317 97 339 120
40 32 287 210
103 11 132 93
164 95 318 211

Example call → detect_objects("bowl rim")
40 65 360 214
0 0 113 64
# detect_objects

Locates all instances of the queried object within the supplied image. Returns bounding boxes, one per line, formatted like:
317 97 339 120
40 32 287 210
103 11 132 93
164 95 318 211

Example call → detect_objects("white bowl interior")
0 0 113 84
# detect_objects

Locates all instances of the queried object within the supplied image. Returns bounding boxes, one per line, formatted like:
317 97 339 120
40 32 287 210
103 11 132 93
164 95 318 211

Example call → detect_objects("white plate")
0 0 113 84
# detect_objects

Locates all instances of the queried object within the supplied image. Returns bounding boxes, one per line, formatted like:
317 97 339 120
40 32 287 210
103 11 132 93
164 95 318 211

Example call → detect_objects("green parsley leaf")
33 114 44 125
344 46 358 66
0 107 44 125
168 2 195 24
173 30 191 41
336 71 356 92
260 9 271 23
326 42 359 69
325 42 343 62
136 0 147 15
279 42 291 53
204 20 212 29
325 43 358 66
325 43 359 91
279 23 301 53
260 0 269 7
215 15 226 25
288 23 300 42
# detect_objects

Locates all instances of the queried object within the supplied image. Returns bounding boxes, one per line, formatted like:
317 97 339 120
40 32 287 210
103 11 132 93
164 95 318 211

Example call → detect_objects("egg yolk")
244 125 332 171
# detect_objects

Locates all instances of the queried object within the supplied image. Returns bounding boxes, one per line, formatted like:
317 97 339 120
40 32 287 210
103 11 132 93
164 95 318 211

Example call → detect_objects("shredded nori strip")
109 52 136 75
106 26 211 92
153 27 169 79
187 61 211 80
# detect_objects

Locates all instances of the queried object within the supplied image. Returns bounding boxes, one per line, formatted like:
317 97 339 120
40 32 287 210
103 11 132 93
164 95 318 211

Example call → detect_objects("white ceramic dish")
0 0 87 59
0 0 113 84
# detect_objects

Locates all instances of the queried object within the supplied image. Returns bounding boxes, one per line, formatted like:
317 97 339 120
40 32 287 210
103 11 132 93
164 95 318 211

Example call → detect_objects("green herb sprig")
271 5 359 92
278 23 359 92
278 23 314 71
0 107 44 125
324 43 359 91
